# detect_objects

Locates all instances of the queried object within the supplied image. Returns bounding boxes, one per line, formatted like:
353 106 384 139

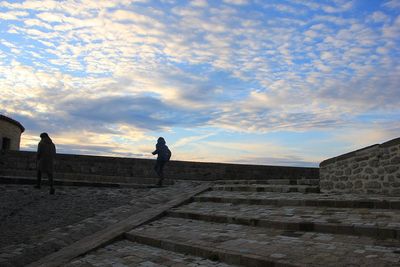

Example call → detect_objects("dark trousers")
154 160 167 185
36 170 54 188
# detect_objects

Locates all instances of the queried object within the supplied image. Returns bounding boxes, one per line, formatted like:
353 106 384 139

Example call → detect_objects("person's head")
40 132 49 139
157 137 165 144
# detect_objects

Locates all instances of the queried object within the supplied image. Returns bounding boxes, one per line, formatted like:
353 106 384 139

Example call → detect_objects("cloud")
383 0 400 9
62 95 214 131
222 0 248 5
0 0 399 166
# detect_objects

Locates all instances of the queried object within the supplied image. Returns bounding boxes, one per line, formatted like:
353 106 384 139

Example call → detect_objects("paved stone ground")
0 185 148 248
0 181 203 267
64 240 238 267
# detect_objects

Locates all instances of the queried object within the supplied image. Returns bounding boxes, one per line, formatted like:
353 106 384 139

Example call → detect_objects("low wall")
320 137 400 195
0 150 318 182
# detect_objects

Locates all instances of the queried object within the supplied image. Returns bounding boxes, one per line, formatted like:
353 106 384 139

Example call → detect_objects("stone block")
390 188 400 195
369 174 378 180
335 170 344 176
352 168 363 175
355 156 369 162
365 181 381 189
365 168 374 174
345 181 353 189
391 182 400 188
354 180 363 189
335 183 346 190
385 166 399 174
320 181 333 190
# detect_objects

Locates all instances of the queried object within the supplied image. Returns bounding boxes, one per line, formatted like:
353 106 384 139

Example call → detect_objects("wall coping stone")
3 150 318 171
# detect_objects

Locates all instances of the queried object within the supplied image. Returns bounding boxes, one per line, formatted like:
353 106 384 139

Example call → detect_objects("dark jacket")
152 138 171 161
37 137 56 173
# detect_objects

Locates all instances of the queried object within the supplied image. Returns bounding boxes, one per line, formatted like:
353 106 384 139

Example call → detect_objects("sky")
0 0 399 167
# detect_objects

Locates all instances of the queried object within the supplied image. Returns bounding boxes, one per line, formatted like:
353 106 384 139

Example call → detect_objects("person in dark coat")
35 132 56 194
152 137 171 187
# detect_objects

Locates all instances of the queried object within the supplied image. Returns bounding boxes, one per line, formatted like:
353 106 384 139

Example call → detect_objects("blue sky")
0 0 399 167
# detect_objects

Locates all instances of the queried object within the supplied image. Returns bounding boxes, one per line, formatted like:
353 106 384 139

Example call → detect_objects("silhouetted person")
152 137 171 187
35 133 56 194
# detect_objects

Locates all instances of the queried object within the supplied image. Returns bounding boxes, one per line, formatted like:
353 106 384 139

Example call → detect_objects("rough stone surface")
63 240 238 267
0 181 203 267
0 185 148 248
320 138 400 195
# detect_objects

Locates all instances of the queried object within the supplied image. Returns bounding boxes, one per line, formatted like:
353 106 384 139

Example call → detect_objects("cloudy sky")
1 0 399 167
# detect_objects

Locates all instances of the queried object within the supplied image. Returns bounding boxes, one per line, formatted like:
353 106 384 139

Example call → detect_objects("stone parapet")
320 137 400 195
0 150 318 182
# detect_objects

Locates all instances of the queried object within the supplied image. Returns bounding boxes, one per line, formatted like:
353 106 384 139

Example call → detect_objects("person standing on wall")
35 132 56 194
152 137 171 187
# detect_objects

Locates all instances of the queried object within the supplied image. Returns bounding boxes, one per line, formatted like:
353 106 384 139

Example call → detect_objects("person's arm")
152 144 159 155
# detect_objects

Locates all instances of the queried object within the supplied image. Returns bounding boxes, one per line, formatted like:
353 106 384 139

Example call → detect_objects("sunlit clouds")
1 0 399 166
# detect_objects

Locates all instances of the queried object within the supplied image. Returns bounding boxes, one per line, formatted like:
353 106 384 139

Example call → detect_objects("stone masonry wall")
0 120 22 150
0 150 319 182
320 137 400 195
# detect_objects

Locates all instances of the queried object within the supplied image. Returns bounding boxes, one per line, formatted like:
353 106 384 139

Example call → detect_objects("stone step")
196 191 400 209
212 184 320 193
168 201 400 239
126 217 400 267
215 179 319 186
0 169 174 185
64 239 239 267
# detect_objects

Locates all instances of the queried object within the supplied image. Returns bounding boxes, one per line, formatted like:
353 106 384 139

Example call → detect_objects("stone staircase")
61 178 400 267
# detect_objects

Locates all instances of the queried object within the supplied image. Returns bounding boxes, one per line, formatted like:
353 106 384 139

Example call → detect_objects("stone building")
0 114 25 150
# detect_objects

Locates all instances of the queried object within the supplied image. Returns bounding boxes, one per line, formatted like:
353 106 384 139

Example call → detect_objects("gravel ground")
0 184 149 249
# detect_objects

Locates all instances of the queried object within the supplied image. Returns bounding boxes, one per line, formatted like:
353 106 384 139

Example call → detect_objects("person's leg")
48 172 55 194
35 170 42 188
157 161 166 186
154 161 161 177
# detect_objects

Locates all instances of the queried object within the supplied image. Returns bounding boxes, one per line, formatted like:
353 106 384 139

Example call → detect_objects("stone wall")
320 137 400 195
0 117 24 150
0 150 319 182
